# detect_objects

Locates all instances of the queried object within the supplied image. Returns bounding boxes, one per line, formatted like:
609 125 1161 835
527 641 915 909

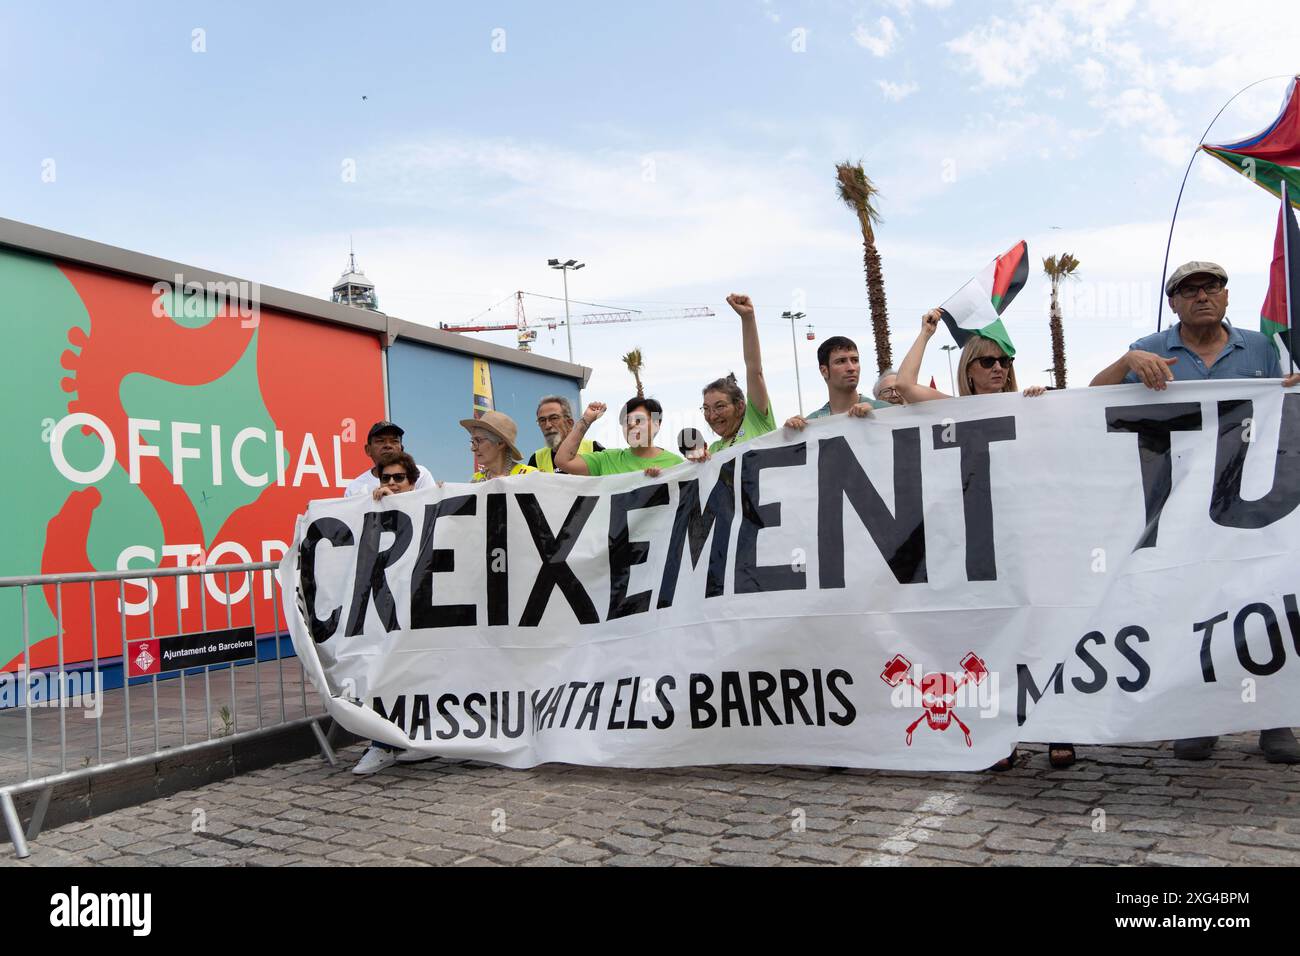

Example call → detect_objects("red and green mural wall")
1 247 386 671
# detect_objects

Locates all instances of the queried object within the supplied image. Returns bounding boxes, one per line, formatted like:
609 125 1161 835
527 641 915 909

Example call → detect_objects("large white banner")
280 380 1300 769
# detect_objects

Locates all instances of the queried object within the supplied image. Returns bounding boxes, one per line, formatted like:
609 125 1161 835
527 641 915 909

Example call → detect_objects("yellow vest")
533 439 594 473
472 463 538 482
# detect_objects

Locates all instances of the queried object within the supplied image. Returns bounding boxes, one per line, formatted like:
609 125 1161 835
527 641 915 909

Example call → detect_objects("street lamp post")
940 344 958 394
547 258 584 365
782 310 806 416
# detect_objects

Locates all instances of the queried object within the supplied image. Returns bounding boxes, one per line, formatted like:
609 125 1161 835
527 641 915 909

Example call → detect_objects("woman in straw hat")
461 410 538 481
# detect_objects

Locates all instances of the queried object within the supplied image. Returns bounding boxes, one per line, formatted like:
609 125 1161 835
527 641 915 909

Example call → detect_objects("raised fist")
726 293 755 320
582 401 607 424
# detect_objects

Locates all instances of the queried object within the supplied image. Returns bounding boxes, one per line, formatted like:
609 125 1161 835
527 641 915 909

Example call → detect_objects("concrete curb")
1 719 361 844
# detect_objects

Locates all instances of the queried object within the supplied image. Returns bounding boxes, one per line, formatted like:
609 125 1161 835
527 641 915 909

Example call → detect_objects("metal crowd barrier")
0 560 338 859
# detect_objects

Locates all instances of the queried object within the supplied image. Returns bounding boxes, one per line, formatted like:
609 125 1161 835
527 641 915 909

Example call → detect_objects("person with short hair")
873 369 905 405
344 421 435 497
695 293 776 458
555 397 684 477
369 451 420 501
783 335 889 430
352 452 438 776
528 395 604 471
460 411 538 481
1090 259 1300 764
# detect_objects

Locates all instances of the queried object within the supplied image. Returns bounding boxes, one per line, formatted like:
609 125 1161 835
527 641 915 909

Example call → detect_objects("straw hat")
459 410 523 461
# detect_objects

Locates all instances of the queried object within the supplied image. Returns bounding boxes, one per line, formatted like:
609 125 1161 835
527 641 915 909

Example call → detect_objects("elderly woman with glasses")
894 309 1063 772
691 293 776 461
461 410 538 481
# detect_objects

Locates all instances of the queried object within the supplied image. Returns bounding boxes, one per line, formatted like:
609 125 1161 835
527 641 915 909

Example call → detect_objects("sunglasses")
974 356 1014 370
379 472 411 485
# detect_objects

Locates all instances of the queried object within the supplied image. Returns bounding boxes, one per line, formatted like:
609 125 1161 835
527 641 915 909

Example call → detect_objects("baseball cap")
367 421 404 442
1165 261 1228 296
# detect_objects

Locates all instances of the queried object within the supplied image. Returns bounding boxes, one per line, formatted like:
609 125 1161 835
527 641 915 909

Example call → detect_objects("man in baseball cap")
344 420 435 497
1090 260 1300 391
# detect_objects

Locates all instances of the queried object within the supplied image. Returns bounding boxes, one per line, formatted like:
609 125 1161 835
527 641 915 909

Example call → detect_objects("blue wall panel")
386 340 580 481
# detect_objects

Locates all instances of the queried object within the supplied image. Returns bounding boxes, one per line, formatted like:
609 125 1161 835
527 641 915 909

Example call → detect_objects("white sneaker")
352 745 398 775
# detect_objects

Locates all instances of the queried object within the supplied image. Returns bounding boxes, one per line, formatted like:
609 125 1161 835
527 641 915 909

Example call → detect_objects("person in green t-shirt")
554 396 684 477
692 293 776 460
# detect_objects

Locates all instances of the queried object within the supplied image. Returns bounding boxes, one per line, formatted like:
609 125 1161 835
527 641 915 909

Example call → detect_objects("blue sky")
3 0 1297 446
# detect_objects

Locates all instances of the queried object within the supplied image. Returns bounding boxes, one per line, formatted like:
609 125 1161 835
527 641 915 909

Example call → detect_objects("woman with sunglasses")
354 451 440 775
895 310 1072 772
369 452 421 501
897 309 1046 402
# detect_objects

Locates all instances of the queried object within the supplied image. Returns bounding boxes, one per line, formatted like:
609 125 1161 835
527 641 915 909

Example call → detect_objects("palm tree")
1042 253 1080 389
622 347 645 398
835 161 891 373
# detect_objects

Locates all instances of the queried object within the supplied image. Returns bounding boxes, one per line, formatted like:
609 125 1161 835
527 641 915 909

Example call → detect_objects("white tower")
332 241 379 311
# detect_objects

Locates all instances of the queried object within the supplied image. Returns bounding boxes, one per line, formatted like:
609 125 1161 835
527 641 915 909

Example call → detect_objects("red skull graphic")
880 652 988 747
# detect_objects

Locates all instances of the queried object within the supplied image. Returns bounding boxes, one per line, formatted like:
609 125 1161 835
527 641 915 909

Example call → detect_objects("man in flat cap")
1090 261 1300 389
344 421 435 497
1091 261 1300 763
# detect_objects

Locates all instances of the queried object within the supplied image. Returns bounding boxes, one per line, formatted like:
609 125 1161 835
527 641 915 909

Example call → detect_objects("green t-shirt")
580 447 684 476
807 393 890 418
708 400 777 454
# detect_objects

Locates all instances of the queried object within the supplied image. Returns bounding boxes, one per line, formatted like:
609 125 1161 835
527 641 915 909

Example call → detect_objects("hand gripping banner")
280 381 1300 770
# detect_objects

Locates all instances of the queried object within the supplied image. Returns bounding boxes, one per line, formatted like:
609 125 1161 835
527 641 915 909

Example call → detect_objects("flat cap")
1166 260 1228 296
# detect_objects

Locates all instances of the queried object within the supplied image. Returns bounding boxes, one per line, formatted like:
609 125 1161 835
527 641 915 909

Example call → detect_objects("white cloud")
852 16 899 57
883 0 954 12
945 1 1298 169
878 79 919 102
944 7 1071 88
1076 57 1107 91
1105 87 1172 128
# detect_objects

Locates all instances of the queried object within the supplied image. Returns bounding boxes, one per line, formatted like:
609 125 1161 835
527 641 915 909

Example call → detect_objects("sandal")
989 747 1017 772
1048 743 1076 768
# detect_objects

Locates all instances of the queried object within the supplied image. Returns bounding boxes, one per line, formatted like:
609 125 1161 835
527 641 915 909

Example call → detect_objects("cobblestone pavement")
5 732 1299 867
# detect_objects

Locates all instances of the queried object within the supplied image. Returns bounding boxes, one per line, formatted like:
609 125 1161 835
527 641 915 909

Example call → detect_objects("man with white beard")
526 395 603 472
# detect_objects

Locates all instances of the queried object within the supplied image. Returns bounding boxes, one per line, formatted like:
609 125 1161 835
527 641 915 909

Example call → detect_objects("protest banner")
280 380 1300 769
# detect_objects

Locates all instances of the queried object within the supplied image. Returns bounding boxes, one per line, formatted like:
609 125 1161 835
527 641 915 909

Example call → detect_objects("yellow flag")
473 358 494 418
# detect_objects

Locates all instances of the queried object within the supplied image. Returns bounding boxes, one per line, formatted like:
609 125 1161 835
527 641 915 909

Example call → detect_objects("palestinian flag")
1262 181 1300 370
1203 76 1300 207
938 240 1027 357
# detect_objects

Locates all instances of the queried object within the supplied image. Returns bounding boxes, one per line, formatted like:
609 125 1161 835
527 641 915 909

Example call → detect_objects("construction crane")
440 291 714 351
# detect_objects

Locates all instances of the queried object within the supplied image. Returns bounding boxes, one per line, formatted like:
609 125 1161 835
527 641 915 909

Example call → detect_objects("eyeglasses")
379 472 410 485
536 414 566 427
1175 280 1225 299
469 435 497 446
700 402 733 416
974 356 1014 370
877 387 902 400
